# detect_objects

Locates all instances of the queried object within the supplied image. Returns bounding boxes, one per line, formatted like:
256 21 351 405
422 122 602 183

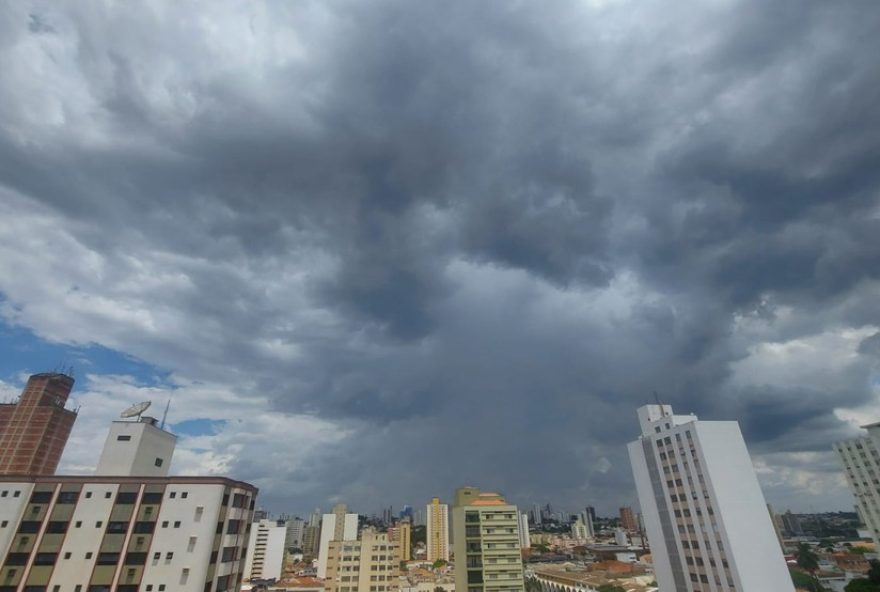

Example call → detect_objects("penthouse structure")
0 373 78 475
627 404 793 592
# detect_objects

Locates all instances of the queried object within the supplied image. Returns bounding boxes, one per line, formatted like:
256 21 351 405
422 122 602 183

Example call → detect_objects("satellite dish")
120 401 151 419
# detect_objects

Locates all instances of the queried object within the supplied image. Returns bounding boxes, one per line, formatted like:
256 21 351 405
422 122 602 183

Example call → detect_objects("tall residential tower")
834 421 880 545
426 497 450 563
452 487 525 592
627 404 793 592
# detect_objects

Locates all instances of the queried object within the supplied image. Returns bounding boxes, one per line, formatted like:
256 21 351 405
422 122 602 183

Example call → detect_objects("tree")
869 559 880 584
790 568 824 592
845 579 880 592
432 559 448 569
796 543 820 573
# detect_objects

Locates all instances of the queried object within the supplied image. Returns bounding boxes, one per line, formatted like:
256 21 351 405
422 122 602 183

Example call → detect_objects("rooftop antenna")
160 399 171 430
120 401 151 421
653 391 668 416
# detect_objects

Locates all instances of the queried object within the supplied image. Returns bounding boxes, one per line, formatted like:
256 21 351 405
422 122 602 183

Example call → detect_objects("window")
134 521 155 534
64 552 72 559
117 435 132 441
34 552 58 565
30 491 53 503
107 522 128 533
18 521 40 533
105 491 112 499
125 552 147 565
46 521 68 534
58 491 80 504
75 521 82 528
1 521 7 528
85 552 93 559
85 491 92 499
162 521 169 528
142 492 162 504
0 491 5 497
169 491 177 499
13 491 20 498
96 521 103 528
181 492 188 499
173 521 181 528
154 458 164 467
116 492 137 504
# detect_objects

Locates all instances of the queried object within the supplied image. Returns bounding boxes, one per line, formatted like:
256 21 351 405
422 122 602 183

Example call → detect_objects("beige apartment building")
452 487 526 592
324 528 402 592
426 497 449 563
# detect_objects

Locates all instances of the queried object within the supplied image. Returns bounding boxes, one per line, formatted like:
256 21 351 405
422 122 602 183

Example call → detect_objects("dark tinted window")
96 552 120 565
142 492 162 504
124 552 147 565
18 521 41 533
5 553 30 565
46 522 68 534
56 491 79 504
116 492 138 504
133 521 155 534
107 522 128 533
33 553 57 566
29 491 52 503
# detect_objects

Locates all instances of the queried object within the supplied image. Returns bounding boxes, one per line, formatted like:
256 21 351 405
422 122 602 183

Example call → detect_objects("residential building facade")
324 528 401 592
452 487 525 592
627 404 794 592
317 504 358 578
0 475 256 592
834 425 880 545
95 417 177 478
426 497 449 563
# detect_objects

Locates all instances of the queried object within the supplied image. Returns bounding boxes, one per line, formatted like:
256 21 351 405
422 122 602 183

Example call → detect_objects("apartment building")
452 487 525 592
426 497 449 563
324 528 401 592
517 513 530 550
627 404 793 592
243 518 287 581
0 475 256 592
317 504 358 578
834 425 880 545
387 520 411 561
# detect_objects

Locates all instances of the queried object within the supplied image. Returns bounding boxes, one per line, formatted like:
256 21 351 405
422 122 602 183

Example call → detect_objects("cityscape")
1 0 879 591
1 372 879 591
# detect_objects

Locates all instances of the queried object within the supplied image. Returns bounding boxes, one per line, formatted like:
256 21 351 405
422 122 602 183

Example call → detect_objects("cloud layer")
1 0 878 515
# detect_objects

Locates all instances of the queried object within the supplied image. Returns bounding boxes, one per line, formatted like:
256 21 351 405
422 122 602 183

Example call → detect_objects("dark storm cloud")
0 0 878 513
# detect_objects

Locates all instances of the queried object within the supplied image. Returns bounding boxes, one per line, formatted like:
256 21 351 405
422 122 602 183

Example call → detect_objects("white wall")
697 422 795 592
244 519 287 580
96 420 177 477
47 483 120 590
0 482 33 561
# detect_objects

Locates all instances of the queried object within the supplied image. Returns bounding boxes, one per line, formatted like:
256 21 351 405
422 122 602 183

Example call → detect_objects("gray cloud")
0 0 878 515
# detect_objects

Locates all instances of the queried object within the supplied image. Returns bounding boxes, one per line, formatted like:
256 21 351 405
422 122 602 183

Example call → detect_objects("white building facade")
243 518 288 581
0 475 256 592
518 513 531 549
627 404 794 592
833 424 880 545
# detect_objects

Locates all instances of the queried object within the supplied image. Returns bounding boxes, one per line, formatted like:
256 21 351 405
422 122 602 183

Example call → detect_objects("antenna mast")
160 399 171 429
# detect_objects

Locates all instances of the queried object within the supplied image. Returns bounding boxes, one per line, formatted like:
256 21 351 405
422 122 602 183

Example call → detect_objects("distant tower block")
96 401 177 477
0 372 78 475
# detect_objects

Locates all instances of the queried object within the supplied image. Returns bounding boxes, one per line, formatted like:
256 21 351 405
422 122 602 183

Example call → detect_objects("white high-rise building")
833 423 880 545
518 512 531 549
285 516 306 550
317 503 358 578
244 518 288 580
571 519 588 541
426 497 450 562
96 416 177 477
581 507 596 538
627 404 793 592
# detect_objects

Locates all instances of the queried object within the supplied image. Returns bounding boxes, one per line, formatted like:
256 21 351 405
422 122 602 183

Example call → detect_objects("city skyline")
1 0 879 519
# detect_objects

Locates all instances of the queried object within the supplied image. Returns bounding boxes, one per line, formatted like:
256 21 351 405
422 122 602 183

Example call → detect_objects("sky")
0 0 878 518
